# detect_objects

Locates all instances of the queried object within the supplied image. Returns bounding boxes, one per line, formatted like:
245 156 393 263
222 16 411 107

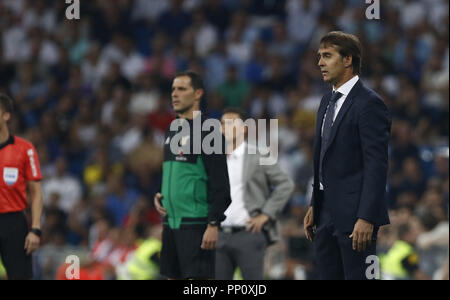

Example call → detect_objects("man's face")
221 112 245 145
171 76 202 115
317 45 349 86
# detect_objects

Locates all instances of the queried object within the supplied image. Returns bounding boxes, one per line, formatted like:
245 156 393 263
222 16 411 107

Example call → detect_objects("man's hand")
201 225 218 250
349 218 374 252
304 206 315 241
24 232 40 255
246 214 270 234
154 193 167 216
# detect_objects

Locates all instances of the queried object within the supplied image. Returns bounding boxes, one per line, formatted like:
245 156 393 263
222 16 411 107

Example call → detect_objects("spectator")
380 219 430 280
217 65 251 107
157 0 192 42
81 42 109 89
285 0 321 45
268 21 297 63
143 32 177 82
189 9 219 58
42 156 82 214
203 42 229 90
128 74 161 115
105 173 139 227
202 0 231 37
225 10 259 64
243 39 269 84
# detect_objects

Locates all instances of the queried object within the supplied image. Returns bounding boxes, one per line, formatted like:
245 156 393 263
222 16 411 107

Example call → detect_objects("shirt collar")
230 141 246 159
333 75 359 96
0 135 15 150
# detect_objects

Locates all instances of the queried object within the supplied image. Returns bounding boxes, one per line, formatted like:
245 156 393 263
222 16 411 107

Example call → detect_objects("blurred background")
0 0 448 280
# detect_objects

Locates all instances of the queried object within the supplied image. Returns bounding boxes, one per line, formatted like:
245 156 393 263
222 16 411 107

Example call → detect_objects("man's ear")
195 88 204 102
343 55 353 69
2 112 11 123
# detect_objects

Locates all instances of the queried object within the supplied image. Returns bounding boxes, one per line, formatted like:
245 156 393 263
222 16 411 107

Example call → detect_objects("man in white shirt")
216 108 294 280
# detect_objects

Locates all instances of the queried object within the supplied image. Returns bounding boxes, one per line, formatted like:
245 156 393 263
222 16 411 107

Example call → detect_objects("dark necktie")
319 91 342 184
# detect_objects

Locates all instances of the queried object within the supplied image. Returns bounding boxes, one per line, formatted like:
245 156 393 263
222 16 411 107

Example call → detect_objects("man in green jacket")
154 71 231 279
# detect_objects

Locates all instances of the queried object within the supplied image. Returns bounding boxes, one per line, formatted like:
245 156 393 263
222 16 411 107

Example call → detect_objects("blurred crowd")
0 0 448 280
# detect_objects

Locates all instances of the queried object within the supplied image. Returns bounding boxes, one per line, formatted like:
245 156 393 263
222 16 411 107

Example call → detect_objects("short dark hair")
0 94 13 113
222 107 248 121
320 31 362 75
174 70 204 91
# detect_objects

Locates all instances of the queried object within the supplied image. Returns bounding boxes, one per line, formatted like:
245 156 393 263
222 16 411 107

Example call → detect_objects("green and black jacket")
161 115 231 229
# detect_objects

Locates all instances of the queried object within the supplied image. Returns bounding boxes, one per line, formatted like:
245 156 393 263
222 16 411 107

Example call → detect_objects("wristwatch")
30 228 42 237
208 220 219 227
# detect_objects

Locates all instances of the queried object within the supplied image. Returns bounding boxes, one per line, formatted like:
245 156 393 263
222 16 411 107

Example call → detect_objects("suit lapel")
316 93 332 138
324 80 362 154
314 93 332 170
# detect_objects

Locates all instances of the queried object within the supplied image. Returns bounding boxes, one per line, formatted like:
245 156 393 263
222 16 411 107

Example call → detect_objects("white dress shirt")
222 142 250 227
320 75 359 189
321 75 359 135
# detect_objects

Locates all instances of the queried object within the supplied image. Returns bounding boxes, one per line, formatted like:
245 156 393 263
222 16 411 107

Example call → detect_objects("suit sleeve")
201 131 232 224
357 95 391 224
261 158 295 220
311 94 329 208
310 134 321 208
310 136 319 208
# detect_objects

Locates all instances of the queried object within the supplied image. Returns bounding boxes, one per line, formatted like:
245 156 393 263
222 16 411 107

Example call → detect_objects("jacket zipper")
168 149 176 228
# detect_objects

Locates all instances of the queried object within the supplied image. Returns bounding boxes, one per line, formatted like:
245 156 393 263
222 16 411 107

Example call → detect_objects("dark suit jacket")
311 80 391 233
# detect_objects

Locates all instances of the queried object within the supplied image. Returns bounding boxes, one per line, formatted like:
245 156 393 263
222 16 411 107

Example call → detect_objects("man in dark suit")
303 31 391 280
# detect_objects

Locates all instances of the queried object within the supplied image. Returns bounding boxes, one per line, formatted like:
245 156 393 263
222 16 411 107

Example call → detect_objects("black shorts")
0 212 33 280
160 224 215 279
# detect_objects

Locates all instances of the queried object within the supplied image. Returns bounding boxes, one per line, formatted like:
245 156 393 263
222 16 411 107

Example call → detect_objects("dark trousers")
314 191 378 280
215 229 267 280
160 224 215 279
0 211 33 280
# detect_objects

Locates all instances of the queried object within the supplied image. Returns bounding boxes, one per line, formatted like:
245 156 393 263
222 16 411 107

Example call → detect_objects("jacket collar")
333 75 359 96
323 80 363 153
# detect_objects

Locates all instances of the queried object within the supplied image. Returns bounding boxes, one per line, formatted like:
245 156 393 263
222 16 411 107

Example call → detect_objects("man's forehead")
318 44 339 54
173 76 192 87
221 112 241 121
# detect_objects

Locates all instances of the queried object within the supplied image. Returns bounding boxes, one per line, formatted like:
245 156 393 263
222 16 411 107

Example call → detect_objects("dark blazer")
311 80 391 233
